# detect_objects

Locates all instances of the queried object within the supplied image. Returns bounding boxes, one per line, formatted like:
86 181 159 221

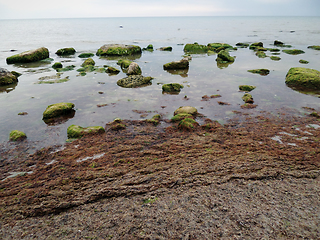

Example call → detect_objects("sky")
0 0 319 19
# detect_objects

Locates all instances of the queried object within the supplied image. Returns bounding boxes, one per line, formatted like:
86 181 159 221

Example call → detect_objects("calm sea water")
0 16 320 147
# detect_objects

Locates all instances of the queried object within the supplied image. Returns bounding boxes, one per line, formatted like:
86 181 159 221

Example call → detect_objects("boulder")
163 58 189 70
67 125 105 139
6 47 49 64
0 68 18 86
183 43 208 53
162 83 184 93
55 48 76 56
43 102 75 120
216 50 235 63
174 106 198 116
127 62 142 75
117 75 153 88
96 44 141 56
285 67 320 90
9 130 27 141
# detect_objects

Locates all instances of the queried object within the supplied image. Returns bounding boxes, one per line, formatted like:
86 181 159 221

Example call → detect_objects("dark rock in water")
285 67 320 90
6 47 49 64
162 83 184 93
0 68 18 86
249 42 263 50
248 69 270 76
78 53 94 58
236 43 249 48
159 46 173 51
307 45 320 50
163 58 189 70
282 49 305 55
117 75 153 88
216 50 235 63
127 62 142 75
142 44 154 51
52 62 63 69
96 44 141 56
274 40 284 46
55 48 76 56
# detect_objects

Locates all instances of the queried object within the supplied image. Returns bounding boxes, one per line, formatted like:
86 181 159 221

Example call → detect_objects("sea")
0 16 320 149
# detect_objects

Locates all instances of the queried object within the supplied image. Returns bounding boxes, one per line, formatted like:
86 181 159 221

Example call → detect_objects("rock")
282 49 305 55
163 58 189 70
174 106 198 116
67 125 105 139
171 113 193 122
242 93 254 103
11 71 22 77
108 119 126 131
299 59 309 64
249 42 263 50
159 46 172 51
239 85 256 92
268 48 280 52
96 44 141 56
236 43 249 48
78 53 94 58
143 44 154 51
117 59 133 69
285 67 320 90
127 62 142 75
216 50 235 63
162 83 184 93
0 68 18 86
55 48 76 56
270 56 281 61
18 112 28 115
248 69 270 76
9 130 27 141
208 43 234 52
308 45 320 50
146 114 161 125
117 75 153 88
81 58 95 67
52 62 63 69
274 40 284 46
105 66 120 74
43 102 75 120
56 65 76 72
256 51 267 58
6 47 49 64
178 118 199 131
183 43 208 53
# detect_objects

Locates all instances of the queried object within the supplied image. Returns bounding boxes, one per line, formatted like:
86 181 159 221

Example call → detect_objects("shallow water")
0 16 320 147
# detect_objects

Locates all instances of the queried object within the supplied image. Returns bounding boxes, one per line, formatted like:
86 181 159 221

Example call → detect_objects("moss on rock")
117 59 133 69
163 58 189 70
282 49 305 55
55 48 76 56
162 83 184 93
78 53 94 58
242 93 254 103
174 106 198 116
236 43 249 48
239 85 256 92
43 102 75 119
159 46 172 51
6 47 49 64
67 125 105 139
96 44 141 56
52 62 63 69
0 68 18 86
270 56 281 61
183 43 208 53
9 130 27 141
117 75 153 88
256 51 267 58
127 62 142 75
105 66 120 74
208 43 233 52
307 45 320 50
82 58 95 67
178 118 199 131
216 50 235 63
249 42 263 50
248 69 270 76
299 59 309 64
285 67 320 90
171 113 193 122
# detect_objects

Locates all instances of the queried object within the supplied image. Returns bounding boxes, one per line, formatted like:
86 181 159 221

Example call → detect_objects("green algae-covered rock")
117 75 153 88
96 44 141 56
162 83 184 93
6 47 49 64
163 58 189 70
282 49 305 55
216 50 235 63
159 46 173 51
178 118 199 131
270 56 281 61
0 68 18 86
174 106 198 116
117 59 133 69
52 62 63 69
248 69 270 76
146 114 161 125
249 42 263 50
285 67 320 90
242 93 254 103
67 125 105 139
143 44 154 51
239 85 256 92
236 43 249 48
308 45 320 50
78 53 94 58
299 59 309 64
127 62 142 75
56 65 76 72
55 48 76 56
256 51 267 58
105 66 120 74
9 130 27 141
171 113 193 122
208 43 234 52
183 43 208 53
43 102 75 119
82 58 95 67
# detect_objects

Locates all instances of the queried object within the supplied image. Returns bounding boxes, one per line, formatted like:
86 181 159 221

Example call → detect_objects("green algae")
67 125 105 139
248 69 270 76
162 83 184 93
282 49 305 55
96 44 141 56
55 48 76 56
171 113 193 122
82 58 95 67
52 62 63 69
78 53 94 58
216 50 235 63
183 43 208 53
42 102 75 120
239 85 256 92
178 118 199 131
299 59 309 64
6 47 49 64
285 67 320 90
9 130 27 141
270 56 281 61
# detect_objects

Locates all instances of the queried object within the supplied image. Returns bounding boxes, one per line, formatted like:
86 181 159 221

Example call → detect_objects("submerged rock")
174 106 198 116
285 67 320 90
9 130 27 141
96 44 141 56
162 83 184 93
248 69 270 76
0 68 18 86
56 48 76 56
6 47 49 64
178 118 199 131
43 102 75 120
127 62 142 75
67 125 105 139
163 58 189 70
78 53 94 58
117 75 153 88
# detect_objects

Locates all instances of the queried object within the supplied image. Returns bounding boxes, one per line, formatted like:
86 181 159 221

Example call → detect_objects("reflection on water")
43 110 76 125
165 68 189 77
0 82 18 93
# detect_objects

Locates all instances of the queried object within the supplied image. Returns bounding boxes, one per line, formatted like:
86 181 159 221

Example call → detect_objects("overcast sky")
0 0 319 19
